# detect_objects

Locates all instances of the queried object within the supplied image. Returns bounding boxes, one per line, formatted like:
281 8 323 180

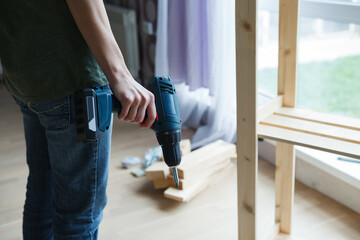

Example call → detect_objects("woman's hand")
110 75 156 128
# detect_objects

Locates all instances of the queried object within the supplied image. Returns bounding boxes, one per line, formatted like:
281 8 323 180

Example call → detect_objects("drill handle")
111 95 122 114
111 95 151 122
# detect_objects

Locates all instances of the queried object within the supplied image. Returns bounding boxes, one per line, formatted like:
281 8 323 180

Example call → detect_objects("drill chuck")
156 129 181 167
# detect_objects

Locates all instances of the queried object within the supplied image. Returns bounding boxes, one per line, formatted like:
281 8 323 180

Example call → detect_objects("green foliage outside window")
258 55 360 119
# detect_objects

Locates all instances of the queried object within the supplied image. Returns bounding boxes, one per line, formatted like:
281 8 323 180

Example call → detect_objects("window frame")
260 0 360 25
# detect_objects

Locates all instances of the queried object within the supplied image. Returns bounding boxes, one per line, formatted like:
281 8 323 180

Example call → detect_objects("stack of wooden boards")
145 140 236 202
145 139 191 189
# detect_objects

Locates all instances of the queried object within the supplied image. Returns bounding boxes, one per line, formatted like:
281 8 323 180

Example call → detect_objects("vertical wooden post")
277 0 300 106
236 0 257 239
276 0 299 234
275 142 295 233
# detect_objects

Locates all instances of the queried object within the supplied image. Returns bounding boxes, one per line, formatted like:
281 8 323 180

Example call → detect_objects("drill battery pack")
74 85 116 143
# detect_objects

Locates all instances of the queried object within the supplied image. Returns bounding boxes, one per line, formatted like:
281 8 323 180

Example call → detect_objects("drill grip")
111 95 122 114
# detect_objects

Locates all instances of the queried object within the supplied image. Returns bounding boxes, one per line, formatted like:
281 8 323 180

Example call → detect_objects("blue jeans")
13 95 112 240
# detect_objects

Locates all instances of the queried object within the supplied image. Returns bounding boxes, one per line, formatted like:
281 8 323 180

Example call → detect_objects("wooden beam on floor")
145 161 169 180
164 163 235 202
152 178 170 190
177 140 236 179
167 159 231 190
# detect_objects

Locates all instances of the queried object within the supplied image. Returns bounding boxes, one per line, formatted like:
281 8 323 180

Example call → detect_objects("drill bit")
171 167 180 189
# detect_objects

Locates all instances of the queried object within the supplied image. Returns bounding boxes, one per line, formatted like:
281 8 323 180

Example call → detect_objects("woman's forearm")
66 0 156 128
66 0 130 85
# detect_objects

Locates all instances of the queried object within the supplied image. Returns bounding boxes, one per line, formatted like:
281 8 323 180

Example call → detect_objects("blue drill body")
75 76 182 169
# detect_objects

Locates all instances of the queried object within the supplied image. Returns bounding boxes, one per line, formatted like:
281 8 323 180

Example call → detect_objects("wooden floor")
0 85 359 240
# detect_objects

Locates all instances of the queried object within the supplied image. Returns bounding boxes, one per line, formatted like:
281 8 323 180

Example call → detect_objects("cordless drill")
74 76 182 188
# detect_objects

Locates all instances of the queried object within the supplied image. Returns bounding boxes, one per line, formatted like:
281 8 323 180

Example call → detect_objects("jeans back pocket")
28 97 70 129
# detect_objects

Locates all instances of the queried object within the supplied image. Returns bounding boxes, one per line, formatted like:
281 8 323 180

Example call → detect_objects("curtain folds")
155 0 236 149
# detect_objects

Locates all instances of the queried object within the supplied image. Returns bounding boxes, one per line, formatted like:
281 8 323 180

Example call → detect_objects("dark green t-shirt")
0 0 108 102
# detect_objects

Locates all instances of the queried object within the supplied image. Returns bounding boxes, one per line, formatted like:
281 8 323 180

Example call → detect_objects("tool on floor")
122 156 142 169
74 76 182 189
130 146 162 178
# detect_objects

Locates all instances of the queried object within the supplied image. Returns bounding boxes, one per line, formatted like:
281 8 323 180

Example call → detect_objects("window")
258 0 360 119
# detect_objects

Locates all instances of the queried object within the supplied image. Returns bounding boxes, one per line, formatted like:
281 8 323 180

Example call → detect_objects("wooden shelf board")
275 107 360 131
258 124 360 159
258 107 360 159
261 114 360 145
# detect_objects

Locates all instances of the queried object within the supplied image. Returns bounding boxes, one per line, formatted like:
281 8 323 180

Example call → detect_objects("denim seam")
88 139 99 238
27 97 68 114
90 139 99 223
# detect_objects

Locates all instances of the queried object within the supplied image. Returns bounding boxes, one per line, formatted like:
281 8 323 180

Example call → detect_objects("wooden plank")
236 0 258 238
261 114 360 145
168 140 224 179
175 140 226 169
168 159 231 190
145 161 169 180
180 139 192 155
258 95 283 122
177 140 236 179
152 178 170 190
275 142 295 234
277 0 299 107
258 124 360 159
164 163 235 202
275 107 360 131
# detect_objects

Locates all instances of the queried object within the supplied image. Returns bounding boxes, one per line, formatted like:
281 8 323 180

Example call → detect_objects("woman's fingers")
123 94 140 122
134 100 147 123
140 94 156 128
117 94 132 120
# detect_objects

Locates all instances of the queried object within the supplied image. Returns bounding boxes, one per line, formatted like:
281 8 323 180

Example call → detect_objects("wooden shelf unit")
259 104 360 159
235 0 360 239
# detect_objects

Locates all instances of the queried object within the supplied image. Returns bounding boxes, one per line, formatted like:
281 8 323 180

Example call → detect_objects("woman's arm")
66 0 156 128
